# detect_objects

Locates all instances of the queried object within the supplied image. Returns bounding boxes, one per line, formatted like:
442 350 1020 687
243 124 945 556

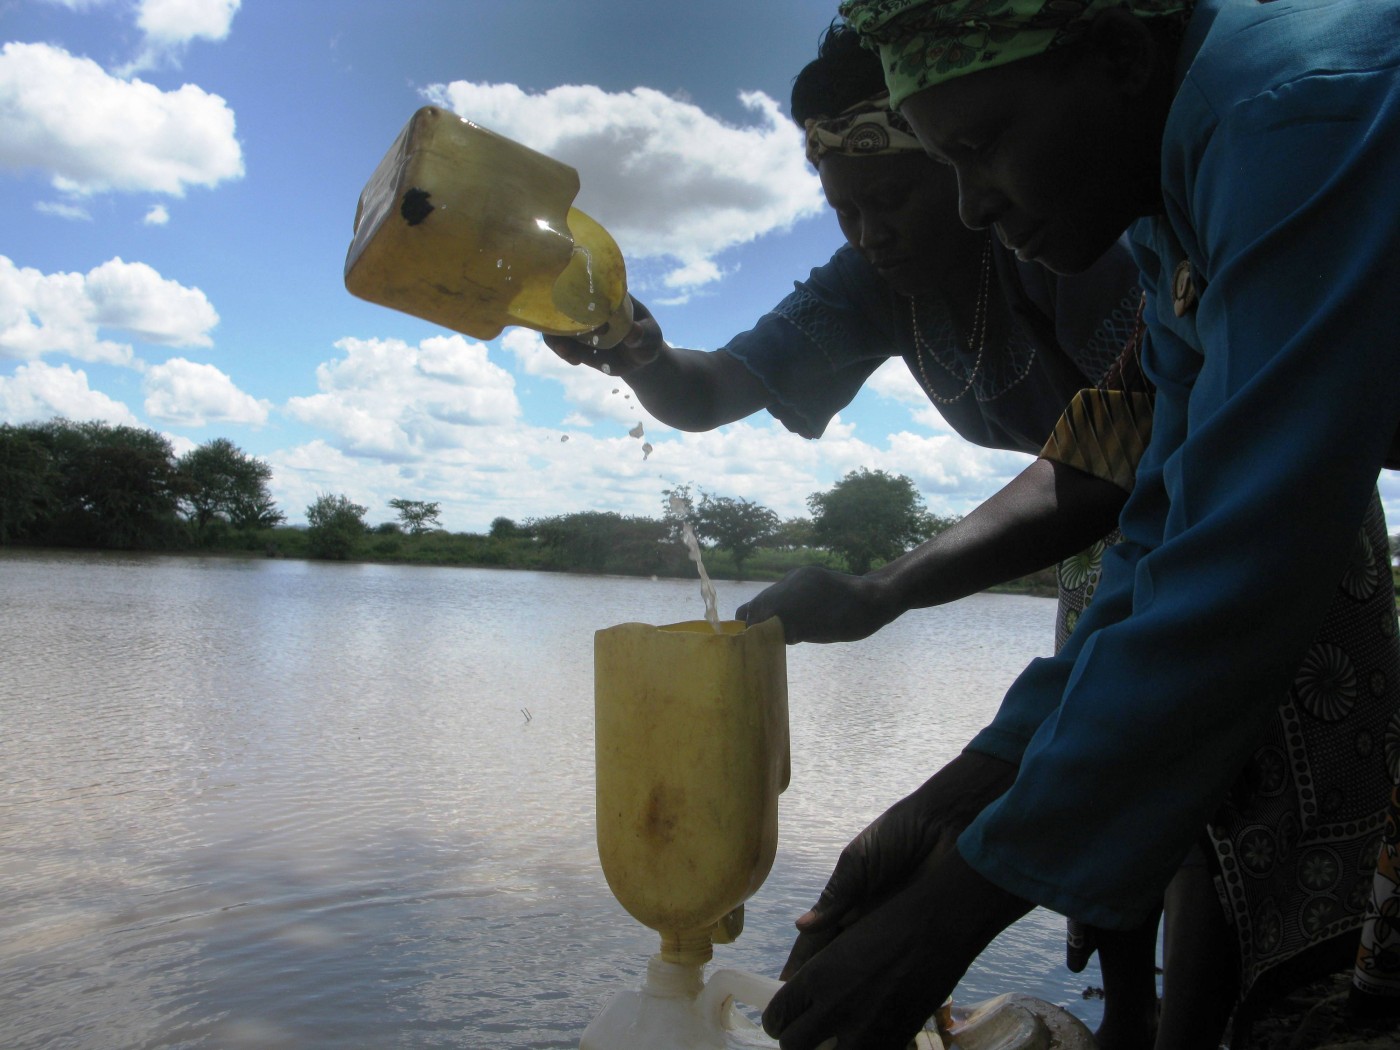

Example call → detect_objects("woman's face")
899 46 1162 275
819 150 982 296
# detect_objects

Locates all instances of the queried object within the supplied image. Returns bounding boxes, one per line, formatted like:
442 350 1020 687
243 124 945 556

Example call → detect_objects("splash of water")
668 496 720 631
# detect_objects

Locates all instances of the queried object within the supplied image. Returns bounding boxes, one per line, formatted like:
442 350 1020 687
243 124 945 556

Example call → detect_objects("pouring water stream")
668 496 721 631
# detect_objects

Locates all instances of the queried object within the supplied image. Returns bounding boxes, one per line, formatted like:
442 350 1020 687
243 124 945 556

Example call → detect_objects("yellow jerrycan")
344 105 633 348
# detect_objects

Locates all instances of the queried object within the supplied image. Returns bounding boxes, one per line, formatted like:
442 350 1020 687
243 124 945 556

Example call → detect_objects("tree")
52 421 187 548
388 498 442 535
769 516 817 551
306 493 367 560
229 491 286 531
489 516 529 540
691 491 779 580
178 438 281 540
0 424 56 544
808 468 929 574
530 511 670 575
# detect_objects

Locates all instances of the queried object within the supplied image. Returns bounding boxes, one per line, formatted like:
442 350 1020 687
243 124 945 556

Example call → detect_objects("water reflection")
0 550 1102 1048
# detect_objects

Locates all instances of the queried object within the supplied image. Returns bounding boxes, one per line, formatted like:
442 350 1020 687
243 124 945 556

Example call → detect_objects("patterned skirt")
1057 492 1400 1002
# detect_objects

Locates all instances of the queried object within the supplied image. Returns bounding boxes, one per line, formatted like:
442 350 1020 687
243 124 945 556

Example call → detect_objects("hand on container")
761 848 1031 1050
774 751 1018 981
736 567 899 644
543 296 662 377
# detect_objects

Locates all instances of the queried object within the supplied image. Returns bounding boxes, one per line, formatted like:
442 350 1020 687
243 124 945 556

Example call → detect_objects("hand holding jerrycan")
344 106 633 348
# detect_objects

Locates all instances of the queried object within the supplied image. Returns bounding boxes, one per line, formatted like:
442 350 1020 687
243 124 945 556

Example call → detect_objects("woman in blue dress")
548 24 1144 616
753 3 1400 1049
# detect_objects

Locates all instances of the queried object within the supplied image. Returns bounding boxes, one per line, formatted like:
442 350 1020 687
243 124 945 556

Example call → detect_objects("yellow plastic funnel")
594 618 790 964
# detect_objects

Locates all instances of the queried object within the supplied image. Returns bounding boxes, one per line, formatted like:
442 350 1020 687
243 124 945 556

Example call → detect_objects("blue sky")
4 1 1395 534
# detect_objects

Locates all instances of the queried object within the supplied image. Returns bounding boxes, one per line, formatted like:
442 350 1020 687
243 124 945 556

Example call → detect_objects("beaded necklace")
909 233 1041 404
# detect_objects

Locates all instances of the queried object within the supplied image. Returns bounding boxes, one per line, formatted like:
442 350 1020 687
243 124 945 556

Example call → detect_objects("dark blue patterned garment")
721 239 1141 454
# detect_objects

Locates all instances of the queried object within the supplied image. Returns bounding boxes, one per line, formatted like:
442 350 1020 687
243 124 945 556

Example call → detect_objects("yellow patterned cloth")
1040 297 1152 492
1040 388 1153 493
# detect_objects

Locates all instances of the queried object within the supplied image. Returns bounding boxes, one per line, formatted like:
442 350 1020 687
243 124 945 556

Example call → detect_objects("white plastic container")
579 956 783 1050
577 956 1093 1050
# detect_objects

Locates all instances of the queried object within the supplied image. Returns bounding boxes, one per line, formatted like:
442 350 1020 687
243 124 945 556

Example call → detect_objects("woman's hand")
775 751 1018 981
736 566 901 644
542 296 663 377
762 847 1031 1050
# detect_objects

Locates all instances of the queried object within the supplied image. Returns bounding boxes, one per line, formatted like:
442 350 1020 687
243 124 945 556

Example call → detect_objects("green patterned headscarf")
839 0 1194 108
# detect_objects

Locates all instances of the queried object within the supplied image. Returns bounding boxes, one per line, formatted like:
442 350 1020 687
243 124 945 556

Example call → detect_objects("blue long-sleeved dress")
959 0 1400 990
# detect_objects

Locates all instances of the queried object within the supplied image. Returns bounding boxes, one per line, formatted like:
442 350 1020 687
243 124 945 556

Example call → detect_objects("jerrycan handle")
698 970 839 1049
700 969 946 1048
584 293 635 351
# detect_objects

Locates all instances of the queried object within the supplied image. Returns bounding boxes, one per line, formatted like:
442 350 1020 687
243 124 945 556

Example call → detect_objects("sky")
4 0 1396 534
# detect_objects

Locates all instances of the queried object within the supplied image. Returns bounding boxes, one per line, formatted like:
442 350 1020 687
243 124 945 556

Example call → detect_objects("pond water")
0 549 1111 1048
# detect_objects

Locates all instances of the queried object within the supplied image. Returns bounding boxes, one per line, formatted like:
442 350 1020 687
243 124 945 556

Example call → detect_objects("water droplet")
601 363 612 375
587 302 596 312
629 422 644 439
642 442 654 460
496 259 503 268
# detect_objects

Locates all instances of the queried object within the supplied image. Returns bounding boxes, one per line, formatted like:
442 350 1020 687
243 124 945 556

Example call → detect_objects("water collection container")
344 106 632 347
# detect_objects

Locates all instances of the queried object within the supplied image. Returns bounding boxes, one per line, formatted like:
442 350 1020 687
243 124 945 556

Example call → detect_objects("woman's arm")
738 457 1126 642
544 297 772 432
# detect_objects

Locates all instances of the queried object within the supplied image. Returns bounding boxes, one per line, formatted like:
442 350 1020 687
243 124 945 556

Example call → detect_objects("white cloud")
0 255 219 364
121 0 242 73
0 42 244 196
500 328 653 428
284 334 521 460
85 258 219 346
35 200 92 221
136 0 241 45
866 357 926 405
0 361 141 425
143 357 270 426
143 204 170 225
418 82 825 299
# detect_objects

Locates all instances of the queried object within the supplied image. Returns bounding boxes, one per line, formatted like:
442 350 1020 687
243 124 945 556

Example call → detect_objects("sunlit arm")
543 296 772 432
874 457 1124 610
738 457 1126 643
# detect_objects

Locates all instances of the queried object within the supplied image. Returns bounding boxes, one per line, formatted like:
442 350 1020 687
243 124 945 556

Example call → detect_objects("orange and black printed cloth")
1354 783 1400 1002
1040 297 1153 495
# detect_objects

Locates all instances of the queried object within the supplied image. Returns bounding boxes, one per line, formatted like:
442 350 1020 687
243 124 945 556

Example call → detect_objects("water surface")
0 550 1106 1048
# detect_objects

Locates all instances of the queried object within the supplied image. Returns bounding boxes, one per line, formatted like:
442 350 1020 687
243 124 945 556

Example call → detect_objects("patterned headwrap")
839 0 1195 109
803 92 926 167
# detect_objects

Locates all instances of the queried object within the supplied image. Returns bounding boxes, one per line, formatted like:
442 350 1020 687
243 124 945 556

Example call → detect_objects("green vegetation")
1 418 280 550
1 416 1068 594
306 493 368 560
808 467 958 574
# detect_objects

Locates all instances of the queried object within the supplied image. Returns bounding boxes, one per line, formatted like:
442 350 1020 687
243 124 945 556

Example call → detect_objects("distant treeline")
38 416 1377 599
1 418 282 551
